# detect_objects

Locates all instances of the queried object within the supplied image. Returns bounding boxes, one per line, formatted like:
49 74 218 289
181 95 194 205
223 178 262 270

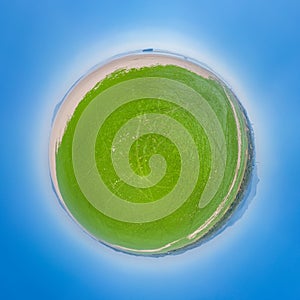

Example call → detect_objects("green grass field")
53 62 253 255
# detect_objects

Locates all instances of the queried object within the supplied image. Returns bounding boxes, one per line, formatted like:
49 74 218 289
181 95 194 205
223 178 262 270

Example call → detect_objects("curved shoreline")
49 50 256 256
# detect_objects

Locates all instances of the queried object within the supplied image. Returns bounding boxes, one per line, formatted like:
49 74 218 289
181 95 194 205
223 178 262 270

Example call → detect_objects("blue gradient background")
1 1 300 299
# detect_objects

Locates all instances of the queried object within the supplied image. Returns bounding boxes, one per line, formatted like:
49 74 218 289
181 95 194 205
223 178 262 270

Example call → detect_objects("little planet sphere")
49 50 254 255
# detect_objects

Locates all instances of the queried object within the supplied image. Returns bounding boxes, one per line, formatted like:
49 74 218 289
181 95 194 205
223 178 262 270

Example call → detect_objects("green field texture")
55 64 252 254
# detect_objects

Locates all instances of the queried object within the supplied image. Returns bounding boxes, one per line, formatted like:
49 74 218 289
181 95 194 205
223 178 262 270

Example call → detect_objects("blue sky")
1 1 300 299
